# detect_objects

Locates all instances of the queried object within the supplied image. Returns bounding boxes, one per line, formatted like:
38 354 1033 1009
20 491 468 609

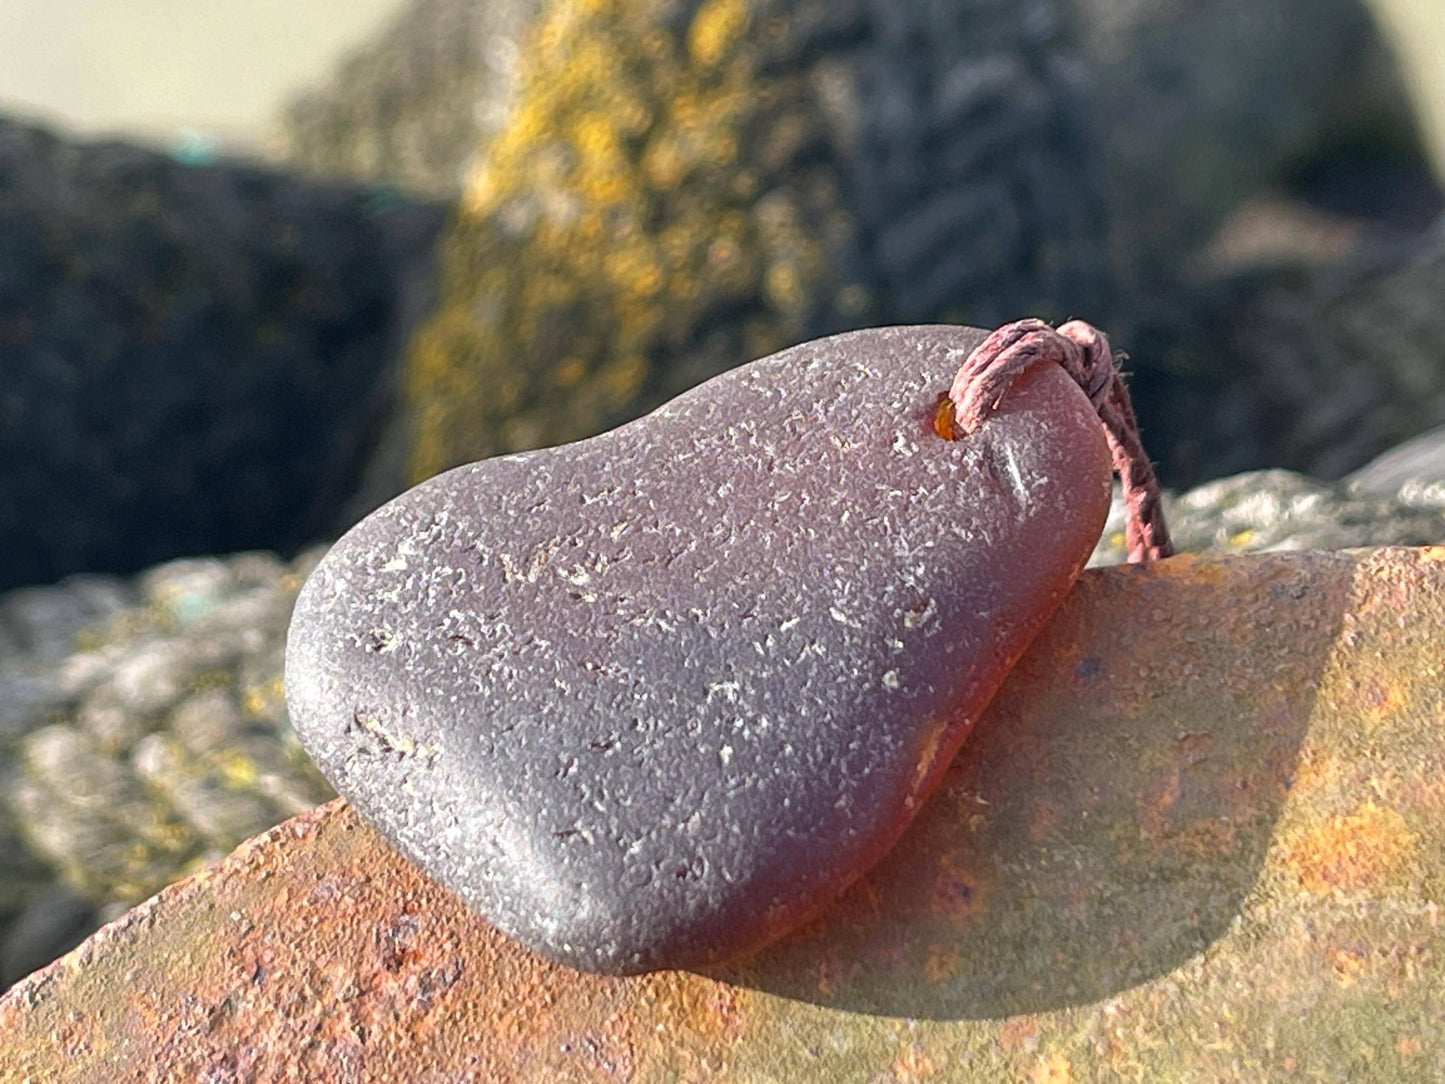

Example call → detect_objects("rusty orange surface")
3 548 1444 1082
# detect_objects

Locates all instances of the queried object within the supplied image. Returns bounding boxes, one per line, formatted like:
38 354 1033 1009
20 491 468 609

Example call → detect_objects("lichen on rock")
1 552 334 925
402 0 1108 480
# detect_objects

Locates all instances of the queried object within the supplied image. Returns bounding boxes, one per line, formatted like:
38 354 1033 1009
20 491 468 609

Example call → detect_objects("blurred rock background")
2 0 1445 990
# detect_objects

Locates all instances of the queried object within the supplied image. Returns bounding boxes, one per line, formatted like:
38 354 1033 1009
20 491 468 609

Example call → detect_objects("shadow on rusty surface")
715 552 1349 1018
4 549 1442 1083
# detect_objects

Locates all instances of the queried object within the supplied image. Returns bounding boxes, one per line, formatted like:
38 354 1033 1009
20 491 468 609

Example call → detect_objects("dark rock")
0 115 447 591
1074 0 1443 486
1077 0 1424 296
1139 215 1445 485
279 0 1421 278
274 0 1432 491
286 325 1113 973
0 885 98 989
839 0 1108 330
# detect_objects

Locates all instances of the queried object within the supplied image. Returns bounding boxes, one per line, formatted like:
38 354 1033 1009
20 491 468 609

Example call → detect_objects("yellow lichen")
402 0 850 481
217 752 259 789
688 0 750 68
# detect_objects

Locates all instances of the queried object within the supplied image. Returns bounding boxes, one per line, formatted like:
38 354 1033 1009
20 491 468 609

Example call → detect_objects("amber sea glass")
285 325 1112 973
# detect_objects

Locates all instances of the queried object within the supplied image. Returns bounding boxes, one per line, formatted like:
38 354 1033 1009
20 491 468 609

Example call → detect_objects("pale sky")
1368 0 1445 179
0 0 407 150
0 0 1439 178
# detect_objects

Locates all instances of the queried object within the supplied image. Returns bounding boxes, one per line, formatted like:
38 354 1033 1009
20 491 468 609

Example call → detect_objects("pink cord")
941 318 1173 563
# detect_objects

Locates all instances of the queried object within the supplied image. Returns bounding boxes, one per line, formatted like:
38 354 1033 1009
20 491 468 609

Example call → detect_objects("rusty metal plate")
3 547 1443 1081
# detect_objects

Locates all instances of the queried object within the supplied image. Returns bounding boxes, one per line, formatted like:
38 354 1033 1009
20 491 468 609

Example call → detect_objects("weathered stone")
5 547 1443 1079
1090 468 1445 567
1348 422 1445 505
0 550 334 981
288 325 1113 972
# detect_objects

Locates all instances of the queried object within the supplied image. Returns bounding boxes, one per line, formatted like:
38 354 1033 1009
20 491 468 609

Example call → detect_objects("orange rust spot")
997 1016 1041 1054
929 852 988 927
1328 946 1368 987
1287 746 1340 796
1280 800 1419 894
642 971 748 1050
1137 764 1182 841
1031 1050 1074 1084
891 1043 940 1079
1356 676 1407 726
1028 796 1061 841
1138 550 1226 584
921 943 962 985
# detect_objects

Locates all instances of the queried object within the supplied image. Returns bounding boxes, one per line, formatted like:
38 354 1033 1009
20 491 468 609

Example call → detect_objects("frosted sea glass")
285 325 1112 973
